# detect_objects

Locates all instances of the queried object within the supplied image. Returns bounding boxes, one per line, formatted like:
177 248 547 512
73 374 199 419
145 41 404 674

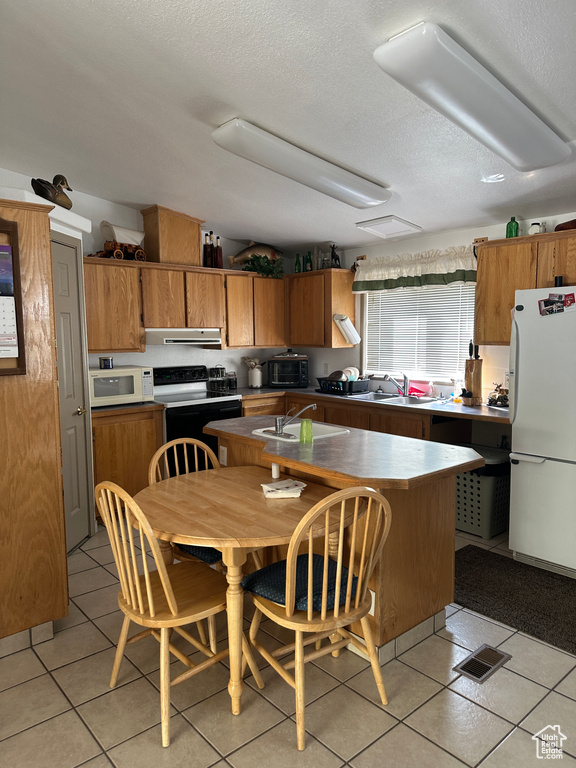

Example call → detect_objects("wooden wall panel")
0 200 68 638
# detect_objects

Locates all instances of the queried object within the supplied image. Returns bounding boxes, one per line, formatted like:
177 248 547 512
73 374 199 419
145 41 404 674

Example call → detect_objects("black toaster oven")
267 351 309 388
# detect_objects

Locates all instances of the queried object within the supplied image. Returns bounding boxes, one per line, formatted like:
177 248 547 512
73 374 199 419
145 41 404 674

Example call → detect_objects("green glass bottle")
294 253 301 273
506 216 519 238
304 251 313 271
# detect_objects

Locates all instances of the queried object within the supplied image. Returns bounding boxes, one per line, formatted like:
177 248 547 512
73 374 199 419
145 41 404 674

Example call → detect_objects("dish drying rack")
316 378 370 394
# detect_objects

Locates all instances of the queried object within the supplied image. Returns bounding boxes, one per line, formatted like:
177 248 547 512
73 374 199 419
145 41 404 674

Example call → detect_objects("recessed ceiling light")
356 215 422 239
481 174 506 183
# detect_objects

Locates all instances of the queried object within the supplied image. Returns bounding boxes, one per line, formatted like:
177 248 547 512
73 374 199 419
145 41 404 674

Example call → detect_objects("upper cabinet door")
141 267 186 327
254 277 286 347
536 235 576 289
474 241 537 345
288 273 325 346
84 262 144 352
186 271 226 328
226 274 254 347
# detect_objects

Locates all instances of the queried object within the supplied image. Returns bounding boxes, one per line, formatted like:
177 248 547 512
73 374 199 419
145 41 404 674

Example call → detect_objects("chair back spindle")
285 487 391 621
95 481 179 617
149 438 220 485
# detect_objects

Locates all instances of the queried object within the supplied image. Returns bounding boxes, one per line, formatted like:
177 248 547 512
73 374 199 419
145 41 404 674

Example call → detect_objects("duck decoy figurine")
31 174 73 209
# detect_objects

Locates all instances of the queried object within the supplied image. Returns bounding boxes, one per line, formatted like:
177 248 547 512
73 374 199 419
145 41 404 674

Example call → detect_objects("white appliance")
509 285 576 575
89 365 154 407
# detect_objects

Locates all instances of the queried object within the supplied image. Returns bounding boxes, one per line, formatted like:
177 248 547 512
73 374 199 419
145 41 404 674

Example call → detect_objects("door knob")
76 406 87 415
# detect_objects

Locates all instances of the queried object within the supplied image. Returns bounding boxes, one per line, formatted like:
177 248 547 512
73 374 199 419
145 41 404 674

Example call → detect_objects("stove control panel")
154 365 208 386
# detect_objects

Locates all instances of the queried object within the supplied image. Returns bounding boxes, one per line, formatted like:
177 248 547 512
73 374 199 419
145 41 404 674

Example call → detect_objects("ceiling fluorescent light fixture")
356 215 422 239
373 22 571 172
212 118 391 208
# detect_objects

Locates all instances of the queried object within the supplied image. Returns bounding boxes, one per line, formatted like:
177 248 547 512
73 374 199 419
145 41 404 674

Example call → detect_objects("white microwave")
89 365 154 407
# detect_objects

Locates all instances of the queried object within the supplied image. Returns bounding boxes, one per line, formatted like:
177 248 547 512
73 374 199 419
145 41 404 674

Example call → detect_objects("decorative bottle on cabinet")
304 251 313 271
214 236 223 269
203 232 211 267
294 253 301 273
209 231 216 266
506 216 519 238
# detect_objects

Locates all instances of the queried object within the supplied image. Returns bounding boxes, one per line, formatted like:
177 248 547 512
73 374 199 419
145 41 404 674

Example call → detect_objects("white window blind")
365 284 476 380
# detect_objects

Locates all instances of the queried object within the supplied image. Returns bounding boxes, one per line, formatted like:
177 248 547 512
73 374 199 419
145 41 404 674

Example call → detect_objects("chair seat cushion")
174 544 222 565
241 554 357 611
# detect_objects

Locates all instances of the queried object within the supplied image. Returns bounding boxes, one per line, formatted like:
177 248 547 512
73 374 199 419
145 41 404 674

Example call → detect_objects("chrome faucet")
383 373 410 396
274 403 317 436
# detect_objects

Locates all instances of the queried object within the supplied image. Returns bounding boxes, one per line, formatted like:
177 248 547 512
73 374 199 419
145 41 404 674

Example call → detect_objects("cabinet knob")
76 406 88 416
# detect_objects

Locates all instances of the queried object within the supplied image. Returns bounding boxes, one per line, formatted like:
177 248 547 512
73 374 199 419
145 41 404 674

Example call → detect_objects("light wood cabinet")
254 277 287 347
475 231 576 345
91 405 164 497
323 403 370 430
141 267 186 327
370 410 430 439
141 204 204 266
84 261 144 352
287 272 324 346
226 273 255 347
0 200 68 637
285 395 325 423
286 269 355 348
224 274 286 349
186 270 226 328
242 394 286 416
535 234 576 288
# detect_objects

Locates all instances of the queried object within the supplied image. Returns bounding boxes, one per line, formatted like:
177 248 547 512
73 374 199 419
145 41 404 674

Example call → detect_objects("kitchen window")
364 283 476 380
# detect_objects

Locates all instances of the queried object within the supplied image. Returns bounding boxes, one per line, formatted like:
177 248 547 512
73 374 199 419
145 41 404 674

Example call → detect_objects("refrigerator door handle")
509 453 546 464
509 317 519 424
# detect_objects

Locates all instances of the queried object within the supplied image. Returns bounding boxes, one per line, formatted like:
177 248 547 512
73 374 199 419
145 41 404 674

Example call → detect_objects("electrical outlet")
504 371 510 389
219 446 227 466
323 362 329 374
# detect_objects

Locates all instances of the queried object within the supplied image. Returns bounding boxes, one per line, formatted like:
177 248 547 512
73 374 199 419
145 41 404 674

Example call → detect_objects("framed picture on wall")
0 216 26 375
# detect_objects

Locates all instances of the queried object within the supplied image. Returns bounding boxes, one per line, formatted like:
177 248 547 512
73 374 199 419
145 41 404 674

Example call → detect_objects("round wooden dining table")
134 464 337 715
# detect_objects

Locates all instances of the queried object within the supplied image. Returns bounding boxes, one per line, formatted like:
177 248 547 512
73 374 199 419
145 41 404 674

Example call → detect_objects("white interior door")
51 234 93 551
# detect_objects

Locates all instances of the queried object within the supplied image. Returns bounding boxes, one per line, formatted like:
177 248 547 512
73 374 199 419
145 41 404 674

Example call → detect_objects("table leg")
158 539 173 566
221 547 247 715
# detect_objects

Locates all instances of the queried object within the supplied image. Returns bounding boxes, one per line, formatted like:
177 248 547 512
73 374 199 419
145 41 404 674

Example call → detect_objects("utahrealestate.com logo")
532 725 567 759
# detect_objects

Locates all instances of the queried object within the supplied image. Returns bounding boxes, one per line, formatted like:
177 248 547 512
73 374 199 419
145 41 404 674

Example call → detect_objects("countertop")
237 386 510 424
204 415 485 490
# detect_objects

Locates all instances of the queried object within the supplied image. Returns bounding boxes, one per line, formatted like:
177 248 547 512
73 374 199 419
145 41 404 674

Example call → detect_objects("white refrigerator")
509 285 576 575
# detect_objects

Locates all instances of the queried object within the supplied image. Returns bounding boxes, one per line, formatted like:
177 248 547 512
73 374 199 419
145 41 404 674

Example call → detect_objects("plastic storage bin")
455 445 510 539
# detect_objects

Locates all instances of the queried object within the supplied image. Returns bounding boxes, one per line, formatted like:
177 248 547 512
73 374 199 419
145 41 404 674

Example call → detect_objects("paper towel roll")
100 221 145 246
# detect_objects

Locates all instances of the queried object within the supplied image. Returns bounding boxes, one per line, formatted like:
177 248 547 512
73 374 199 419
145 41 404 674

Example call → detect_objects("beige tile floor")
1 529 575 768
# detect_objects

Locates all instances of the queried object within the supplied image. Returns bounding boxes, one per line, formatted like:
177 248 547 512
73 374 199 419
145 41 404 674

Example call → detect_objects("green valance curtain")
352 245 476 292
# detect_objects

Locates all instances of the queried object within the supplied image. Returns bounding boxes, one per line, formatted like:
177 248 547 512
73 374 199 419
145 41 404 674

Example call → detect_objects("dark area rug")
455 545 576 656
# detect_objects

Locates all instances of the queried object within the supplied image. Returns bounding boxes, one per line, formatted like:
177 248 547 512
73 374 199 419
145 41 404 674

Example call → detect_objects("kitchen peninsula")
204 415 484 648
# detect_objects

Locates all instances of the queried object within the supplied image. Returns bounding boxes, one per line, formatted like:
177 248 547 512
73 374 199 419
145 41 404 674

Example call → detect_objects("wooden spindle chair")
148 438 224 568
148 437 264 572
95 480 263 747
242 486 392 750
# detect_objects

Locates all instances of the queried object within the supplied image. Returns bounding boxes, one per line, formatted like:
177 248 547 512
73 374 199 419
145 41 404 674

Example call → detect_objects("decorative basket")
316 378 370 394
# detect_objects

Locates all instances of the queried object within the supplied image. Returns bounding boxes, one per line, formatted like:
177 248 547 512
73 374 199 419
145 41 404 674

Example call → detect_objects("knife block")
464 359 483 406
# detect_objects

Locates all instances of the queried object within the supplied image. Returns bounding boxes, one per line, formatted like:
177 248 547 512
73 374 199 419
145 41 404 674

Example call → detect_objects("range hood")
145 328 222 345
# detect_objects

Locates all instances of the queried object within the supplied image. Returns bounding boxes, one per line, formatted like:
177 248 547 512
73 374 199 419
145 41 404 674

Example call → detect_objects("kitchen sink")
351 392 398 401
350 392 437 405
252 423 350 442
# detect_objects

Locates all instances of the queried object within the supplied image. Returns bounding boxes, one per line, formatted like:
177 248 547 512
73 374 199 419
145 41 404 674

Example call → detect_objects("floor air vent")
453 644 511 683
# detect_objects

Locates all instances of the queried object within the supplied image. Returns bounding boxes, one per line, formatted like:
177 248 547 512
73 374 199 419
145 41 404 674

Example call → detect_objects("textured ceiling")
1 0 575 250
